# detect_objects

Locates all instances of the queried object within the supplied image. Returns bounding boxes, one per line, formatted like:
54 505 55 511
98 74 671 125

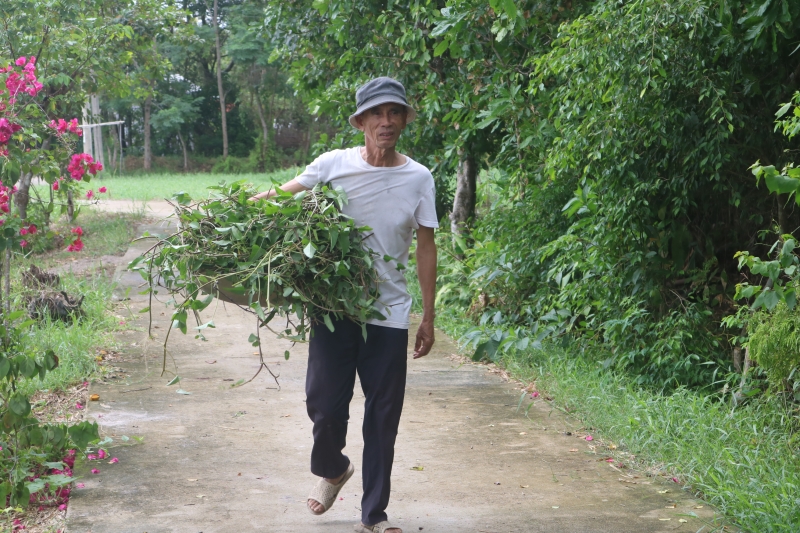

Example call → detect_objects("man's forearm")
249 178 309 200
416 228 437 323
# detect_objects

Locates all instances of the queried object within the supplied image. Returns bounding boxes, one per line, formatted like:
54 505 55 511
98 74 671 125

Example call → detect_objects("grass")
14 271 124 397
79 168 299 201
431 303 800 533
12 209 147 394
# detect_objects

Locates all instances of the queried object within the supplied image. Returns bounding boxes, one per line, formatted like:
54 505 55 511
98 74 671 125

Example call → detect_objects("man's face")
355 103 408 149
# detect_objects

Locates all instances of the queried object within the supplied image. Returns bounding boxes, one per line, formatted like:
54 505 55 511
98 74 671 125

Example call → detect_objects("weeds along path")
66 208 728 532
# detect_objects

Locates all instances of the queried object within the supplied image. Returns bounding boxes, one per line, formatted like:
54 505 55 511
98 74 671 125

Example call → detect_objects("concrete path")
66 202 725 533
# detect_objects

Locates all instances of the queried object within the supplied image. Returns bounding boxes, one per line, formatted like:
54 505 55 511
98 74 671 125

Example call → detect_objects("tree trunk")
178 132 188 171
14 172 33 221
450 147 477 236
254 91 269 171
143 94 152 171
67 189 74 223
213 0 229 158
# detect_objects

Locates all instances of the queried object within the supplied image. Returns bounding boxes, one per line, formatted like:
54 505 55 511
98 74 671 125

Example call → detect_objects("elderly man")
251 77 438 533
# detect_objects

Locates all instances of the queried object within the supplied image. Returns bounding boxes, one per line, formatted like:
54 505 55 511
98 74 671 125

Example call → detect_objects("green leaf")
303 242 317 258
284 350 290 360
323 313 335 332
765 173 800 195
248 333 260 346
167 376 181 386
9 395 31 417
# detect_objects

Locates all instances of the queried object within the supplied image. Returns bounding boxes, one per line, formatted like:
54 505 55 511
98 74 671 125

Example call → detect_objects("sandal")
354 521 402 533
307 462 355 515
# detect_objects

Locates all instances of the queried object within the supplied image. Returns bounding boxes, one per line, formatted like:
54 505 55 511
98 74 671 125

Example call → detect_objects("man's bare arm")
249 178 310 201
413 226 437 359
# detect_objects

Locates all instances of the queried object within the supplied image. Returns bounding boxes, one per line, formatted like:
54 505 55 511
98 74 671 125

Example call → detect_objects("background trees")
5 0 800 391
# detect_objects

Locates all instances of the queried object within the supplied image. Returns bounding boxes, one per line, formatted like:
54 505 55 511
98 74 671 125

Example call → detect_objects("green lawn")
46 168 300 202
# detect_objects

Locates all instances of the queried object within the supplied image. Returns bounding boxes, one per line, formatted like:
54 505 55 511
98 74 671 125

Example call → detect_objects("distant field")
35 168 301 202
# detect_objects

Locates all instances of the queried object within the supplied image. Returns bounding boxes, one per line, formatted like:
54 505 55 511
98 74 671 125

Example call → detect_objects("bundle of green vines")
130 181 384 344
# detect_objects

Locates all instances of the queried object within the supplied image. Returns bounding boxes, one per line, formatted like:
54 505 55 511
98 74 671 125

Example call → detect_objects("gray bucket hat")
348 77 417 128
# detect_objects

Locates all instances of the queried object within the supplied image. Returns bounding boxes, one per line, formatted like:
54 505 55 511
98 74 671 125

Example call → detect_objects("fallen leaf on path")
100 403 111 409
90 394 100 401
205 360 217 364
618 478 637 484
187 478 198 481
280 414 291 418
569 449 578 452
552 506 559 509
519 432 527 435
679 519 688 523
693 505 704 509
658 490 670 494
196 494 205 498
253 352 259 355
494 482 501 485
488 424 495 427
238 473 242 476
176 389 192 395
665 504 676 508
410 466 424 471
520 485 529 488
659 518 670 521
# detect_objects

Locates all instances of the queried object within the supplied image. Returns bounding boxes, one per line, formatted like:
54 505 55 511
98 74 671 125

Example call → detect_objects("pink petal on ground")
91 469 99 474
75 403 83 410
672 477 679 483
109 457 119 464
76 483 85 488
58 504 67 511
585 435 593 441
97 449 106 459
86 454 97 460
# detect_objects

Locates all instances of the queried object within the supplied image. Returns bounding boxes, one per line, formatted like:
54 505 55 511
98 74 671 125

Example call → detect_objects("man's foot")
307 462 354 515
306 472 345 513
358 524 401 533
354 522 402 533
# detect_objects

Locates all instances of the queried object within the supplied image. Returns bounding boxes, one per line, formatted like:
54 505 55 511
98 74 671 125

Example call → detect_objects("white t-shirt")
295 147 439 329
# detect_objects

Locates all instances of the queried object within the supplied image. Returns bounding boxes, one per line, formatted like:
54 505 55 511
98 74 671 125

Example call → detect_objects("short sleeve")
414 183 439 228
294 155 324 188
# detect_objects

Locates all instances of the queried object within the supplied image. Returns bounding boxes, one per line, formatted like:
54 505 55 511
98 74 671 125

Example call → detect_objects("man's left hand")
413 318 435 359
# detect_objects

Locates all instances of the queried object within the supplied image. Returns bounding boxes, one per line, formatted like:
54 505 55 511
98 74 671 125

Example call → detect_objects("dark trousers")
306 318 408 526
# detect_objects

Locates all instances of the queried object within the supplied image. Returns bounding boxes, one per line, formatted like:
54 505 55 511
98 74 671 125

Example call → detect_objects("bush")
749 304 800 394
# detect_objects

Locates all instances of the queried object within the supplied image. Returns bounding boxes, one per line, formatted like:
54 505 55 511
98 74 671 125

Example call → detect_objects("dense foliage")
266 0 800 391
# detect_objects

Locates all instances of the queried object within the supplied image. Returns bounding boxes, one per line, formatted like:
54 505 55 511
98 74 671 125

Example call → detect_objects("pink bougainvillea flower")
58 504 67 511
91 468 99 474
67 449 76 456
530 391 540 398
72 226 83 236
76 483 85 489
606 457 614 462
67 238 84 252
86 454 97 460
585 435 593 441
109 457 119 464
75 402 83 410
98 186 107 193
15 56 26 66
19 239 28 248
672 477 679 483
27 224 36 234
52 181 59 191
86 189 93 199
19 227 28 236
97 449 107 459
